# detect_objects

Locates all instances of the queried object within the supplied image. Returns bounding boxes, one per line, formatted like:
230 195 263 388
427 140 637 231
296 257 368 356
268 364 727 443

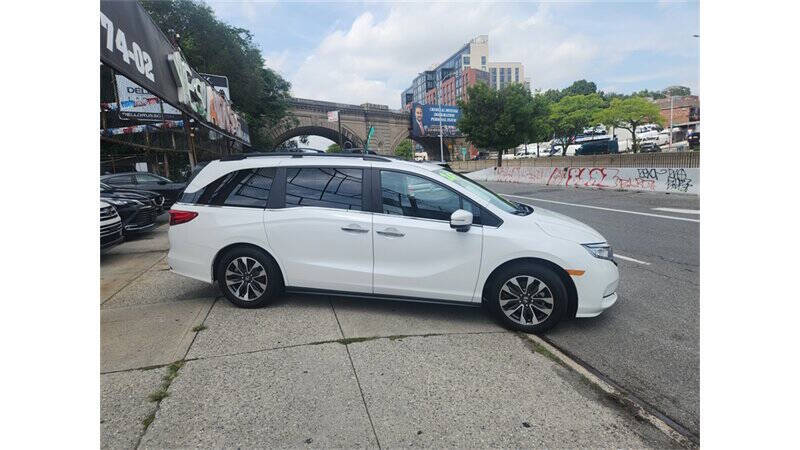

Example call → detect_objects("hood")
529 206 605 244
106 187 160 198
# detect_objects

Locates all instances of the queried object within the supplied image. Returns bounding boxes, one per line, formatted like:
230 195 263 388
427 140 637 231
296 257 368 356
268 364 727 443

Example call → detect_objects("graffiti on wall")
468 166 698 194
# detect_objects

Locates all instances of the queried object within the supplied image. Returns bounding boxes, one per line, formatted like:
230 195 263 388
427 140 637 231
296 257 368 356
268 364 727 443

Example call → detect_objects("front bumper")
118 205 158 233
573 258 620 318
101 223 124 249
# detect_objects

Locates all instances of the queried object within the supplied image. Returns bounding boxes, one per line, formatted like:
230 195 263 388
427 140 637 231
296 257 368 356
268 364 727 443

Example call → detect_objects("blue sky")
206 1 698 147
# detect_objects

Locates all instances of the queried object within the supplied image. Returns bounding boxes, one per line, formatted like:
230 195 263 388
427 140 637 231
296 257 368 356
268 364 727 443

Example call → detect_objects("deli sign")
100 0 249 144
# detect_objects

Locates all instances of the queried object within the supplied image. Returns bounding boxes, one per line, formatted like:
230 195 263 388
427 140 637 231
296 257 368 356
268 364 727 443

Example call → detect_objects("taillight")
168 210 198 226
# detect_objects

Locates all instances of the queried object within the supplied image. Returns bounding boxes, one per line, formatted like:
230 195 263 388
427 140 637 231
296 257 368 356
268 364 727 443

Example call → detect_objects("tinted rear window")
285 167 363 211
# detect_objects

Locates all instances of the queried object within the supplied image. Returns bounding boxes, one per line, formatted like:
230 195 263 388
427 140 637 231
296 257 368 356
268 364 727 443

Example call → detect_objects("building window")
481 56 486 65
515 68 519 82
463 56 470 65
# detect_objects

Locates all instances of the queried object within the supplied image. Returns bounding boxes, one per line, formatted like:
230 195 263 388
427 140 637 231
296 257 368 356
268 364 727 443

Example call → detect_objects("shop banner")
100 1 250 144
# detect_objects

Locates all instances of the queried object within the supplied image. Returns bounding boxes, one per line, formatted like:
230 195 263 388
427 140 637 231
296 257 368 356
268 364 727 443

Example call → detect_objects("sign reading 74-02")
100 12 155 82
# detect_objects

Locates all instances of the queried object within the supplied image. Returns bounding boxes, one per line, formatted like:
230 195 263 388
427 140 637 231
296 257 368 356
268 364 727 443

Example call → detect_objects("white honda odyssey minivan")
168 153 618 333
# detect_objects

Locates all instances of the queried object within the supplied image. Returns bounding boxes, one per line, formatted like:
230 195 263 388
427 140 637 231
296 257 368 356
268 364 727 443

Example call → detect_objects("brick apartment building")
654 95 700 129
424 68 490 106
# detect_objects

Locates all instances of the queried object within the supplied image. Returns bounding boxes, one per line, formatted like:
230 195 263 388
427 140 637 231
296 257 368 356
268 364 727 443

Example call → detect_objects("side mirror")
450 209 473 232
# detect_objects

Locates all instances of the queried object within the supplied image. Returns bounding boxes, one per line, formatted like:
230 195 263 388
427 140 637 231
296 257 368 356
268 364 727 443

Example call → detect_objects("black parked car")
100 182 165 212
100 172 186 208
100 187 159 234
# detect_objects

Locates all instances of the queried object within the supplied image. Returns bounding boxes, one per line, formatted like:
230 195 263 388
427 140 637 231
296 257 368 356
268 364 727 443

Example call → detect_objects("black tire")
485 262 567 333
215 246 281 308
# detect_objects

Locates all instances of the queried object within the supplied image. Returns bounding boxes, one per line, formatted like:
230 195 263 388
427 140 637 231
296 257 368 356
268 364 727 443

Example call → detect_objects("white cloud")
265 1 697 107
263 50 290 74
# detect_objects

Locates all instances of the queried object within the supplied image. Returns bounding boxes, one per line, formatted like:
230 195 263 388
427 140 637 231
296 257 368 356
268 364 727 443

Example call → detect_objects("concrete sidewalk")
101 225 683 448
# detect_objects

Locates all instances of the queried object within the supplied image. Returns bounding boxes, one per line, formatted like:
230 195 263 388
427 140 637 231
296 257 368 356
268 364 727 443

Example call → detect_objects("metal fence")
449 151 700 173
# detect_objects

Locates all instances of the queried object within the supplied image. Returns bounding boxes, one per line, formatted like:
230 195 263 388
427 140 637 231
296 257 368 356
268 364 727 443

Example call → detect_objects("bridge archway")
271 124 364 149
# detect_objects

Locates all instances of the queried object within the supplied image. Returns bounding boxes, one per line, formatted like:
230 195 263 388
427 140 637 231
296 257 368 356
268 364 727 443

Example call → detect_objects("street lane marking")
652 207 700 215
503 194 700 223
615 254 651 265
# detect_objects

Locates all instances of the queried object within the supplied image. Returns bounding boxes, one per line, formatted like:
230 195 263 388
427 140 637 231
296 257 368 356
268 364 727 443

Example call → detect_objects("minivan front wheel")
216 247 280 308
487 263 567 333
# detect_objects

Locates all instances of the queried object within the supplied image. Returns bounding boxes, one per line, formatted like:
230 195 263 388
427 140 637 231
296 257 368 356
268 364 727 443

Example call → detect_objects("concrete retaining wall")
467 166 699 195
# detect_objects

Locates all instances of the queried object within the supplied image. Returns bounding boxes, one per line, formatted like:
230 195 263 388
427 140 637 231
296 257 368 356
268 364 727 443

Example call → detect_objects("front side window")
135 173 163 183
197 168 274 208
432 169 519 215
285 167 362 211
380 171 461 221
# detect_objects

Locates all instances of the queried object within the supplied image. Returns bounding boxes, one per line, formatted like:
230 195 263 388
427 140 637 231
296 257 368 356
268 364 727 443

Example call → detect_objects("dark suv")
101 172 186 208
575 138 619 156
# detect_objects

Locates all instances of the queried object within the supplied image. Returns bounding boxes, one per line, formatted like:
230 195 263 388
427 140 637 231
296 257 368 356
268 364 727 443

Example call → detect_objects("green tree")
141 0 292 149
596 97 664 153
326 143 342 153
663 85 691 97
631 88 666 99
458 83 543 167
562 79 598 96
276 139 298 149
522 93 552 156
394 139 413 159
547 94 606 156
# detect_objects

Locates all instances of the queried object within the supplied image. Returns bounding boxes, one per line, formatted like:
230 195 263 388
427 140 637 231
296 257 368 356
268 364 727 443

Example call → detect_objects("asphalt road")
483 182 700 437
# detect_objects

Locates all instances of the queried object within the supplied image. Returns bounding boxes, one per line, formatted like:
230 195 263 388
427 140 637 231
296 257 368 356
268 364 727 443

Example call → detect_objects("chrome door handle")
376 228 405 237
341 225 369 233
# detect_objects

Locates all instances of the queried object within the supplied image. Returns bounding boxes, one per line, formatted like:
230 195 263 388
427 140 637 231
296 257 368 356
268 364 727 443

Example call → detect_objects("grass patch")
142 360 186 432
142 412 156 430
191 324 207 332
148 388 169 402
517 333 569 368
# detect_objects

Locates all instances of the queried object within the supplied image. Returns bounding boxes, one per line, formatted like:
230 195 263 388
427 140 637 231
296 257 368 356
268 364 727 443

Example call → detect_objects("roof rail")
219 151 392 162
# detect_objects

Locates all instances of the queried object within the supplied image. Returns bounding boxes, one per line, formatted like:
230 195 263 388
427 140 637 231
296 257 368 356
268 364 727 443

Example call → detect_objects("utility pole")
182 114 196 169
338 112 343 150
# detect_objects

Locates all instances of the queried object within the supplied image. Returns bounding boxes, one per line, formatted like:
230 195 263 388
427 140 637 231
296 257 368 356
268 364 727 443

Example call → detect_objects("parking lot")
100 185 697 448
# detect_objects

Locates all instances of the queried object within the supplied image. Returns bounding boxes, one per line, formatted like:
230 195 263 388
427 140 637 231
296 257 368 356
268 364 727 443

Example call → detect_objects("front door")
372 170 483 302
265 166 373 293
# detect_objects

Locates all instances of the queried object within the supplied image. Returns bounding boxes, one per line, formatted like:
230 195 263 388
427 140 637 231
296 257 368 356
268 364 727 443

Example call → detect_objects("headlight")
105 198 142 206
582 242 614 261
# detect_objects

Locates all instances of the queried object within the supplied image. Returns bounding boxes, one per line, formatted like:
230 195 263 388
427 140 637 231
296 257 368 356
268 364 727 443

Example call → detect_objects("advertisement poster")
115 74 182 121
410 102 462 138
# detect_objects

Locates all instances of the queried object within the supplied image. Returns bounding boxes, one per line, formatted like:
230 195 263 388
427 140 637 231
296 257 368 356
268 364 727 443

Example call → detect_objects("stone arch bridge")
266 98 450 158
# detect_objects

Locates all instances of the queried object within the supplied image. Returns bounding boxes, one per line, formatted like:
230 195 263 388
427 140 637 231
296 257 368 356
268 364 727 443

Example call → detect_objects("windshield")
433 169 525 214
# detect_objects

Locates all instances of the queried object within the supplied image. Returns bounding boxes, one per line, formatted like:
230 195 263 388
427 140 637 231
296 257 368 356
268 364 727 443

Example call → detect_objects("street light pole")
437 78 444 162
668 95 674 151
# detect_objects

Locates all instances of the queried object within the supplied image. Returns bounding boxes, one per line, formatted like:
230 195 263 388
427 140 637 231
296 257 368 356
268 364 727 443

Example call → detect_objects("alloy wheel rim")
498 275 554 325
225 257 268 301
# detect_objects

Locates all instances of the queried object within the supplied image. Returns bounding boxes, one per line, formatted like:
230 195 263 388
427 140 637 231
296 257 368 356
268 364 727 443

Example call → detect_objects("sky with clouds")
206 0 698 147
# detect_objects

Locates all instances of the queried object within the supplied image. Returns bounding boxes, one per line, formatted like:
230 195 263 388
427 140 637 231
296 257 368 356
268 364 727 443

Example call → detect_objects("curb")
519 333 697 448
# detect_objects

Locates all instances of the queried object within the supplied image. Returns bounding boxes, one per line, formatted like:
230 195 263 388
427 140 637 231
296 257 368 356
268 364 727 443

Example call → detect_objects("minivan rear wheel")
216 247 280 308
486 263 567 333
